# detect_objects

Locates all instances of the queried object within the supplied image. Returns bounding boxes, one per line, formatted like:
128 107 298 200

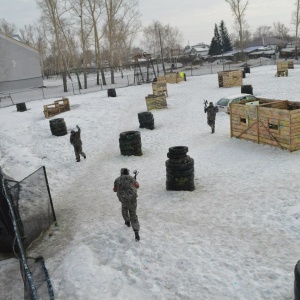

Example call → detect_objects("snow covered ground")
1 65 300 299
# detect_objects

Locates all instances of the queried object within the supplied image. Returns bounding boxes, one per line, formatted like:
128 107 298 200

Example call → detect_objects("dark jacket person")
70 125 86 162
113 168 140 241
205 102 219 133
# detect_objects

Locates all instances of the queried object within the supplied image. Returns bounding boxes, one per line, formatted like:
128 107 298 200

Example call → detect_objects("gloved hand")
76 125 80 129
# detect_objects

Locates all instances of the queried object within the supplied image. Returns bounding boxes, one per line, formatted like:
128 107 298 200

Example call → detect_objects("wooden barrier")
276 61 288 77
230 98 300 151
43 98 70 118
145 94 167 111
152 81 168 97
218 70 243 87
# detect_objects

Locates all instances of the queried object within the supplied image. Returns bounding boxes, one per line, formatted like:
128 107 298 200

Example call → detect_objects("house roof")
0 33 39 53
247 37 288 48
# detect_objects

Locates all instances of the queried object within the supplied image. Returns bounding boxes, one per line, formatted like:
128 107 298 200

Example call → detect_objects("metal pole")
42 166 57 226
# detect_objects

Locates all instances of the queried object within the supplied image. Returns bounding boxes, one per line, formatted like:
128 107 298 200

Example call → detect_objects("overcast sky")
1 0 296 46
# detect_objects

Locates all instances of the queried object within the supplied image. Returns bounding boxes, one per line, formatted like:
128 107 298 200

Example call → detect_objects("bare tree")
85 0 107 85
253 25 273 40
225 0 248 52
141 21 182 66
67 0 94 89
36 0 69 92
292 0 300 59
0 19 18 37
272 22 290 40
103 0 141 84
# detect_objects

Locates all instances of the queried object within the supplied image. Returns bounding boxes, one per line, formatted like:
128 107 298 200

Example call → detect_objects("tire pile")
165 146 195 191
241 85 253 95
49 118 68 136
138 112 154 130
107 88 117 97
119 131 142 156
16 102 27 112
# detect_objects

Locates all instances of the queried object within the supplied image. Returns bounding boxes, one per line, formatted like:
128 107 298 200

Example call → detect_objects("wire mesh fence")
0 57 292 109
0 166 56 299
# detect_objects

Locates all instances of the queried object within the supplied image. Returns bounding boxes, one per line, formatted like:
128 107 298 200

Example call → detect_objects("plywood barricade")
230 98 300 151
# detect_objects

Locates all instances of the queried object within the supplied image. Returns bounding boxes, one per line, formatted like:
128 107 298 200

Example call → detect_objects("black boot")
134 230 140 241
125 221 131 227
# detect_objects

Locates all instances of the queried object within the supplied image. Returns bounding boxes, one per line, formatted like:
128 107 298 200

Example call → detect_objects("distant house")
247 37 288 51
184 43 210 59
280 41 300 58
0 33 43 92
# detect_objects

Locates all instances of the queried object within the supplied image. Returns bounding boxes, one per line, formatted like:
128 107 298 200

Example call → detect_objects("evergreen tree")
208 24 222 55
219 20 232 52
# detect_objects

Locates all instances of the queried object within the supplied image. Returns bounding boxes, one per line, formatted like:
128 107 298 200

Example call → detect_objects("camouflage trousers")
73 145 86 161
121 199 140 232
207 118 215 133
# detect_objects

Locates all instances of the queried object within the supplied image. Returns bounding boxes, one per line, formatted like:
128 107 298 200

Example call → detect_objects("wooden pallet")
288 61 294 69
218 70 243 87
43 97 70 118
152 81 168 97
145 94 167 111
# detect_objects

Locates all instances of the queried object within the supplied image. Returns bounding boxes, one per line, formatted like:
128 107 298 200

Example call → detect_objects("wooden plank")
232 132 258 142
258 107 290 118
258 136 290 149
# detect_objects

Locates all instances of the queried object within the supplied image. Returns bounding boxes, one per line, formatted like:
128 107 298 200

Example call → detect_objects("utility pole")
158 28 166 75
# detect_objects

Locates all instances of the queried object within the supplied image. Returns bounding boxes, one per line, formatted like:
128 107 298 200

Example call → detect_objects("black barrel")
49 118 68 136
138 112 154 130
16 102 27 112
165 146 195 191
119 131 142 156
107 88 117 97
244 66 250 74
241 85 253 95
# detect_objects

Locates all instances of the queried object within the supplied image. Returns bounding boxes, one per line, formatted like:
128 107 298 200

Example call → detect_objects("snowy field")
1 65 300 299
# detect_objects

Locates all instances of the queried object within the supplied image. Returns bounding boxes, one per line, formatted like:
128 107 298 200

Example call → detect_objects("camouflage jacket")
70 129 82 147
113 175 139 202
205 105 218 120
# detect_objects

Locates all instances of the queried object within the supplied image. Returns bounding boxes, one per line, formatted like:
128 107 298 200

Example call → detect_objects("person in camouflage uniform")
204 102 219 133
70 125 86 162
113 168 140 241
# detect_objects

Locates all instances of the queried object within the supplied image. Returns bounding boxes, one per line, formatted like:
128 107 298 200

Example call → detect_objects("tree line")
0 0 300 90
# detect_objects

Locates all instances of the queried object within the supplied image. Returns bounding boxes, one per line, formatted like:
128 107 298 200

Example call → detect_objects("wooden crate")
217 70 243 87
54 98 70 112
230 98 300 151
288 61 294 69
44 97 71 118
164 72 185 84
43 103 60 118
152 81 168 97
277 61 288 76
145 94 167 111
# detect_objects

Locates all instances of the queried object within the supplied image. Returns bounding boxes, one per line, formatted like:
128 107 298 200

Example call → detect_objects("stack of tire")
138 112 154 130
107 88 117 97
165 146 195 191
119 131 142 156
16 102 27 112
49 118 68 136
295 260 300 300
241 85 253 95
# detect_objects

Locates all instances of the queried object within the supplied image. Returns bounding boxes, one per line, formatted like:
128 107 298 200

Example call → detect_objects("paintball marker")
133 170 139 180
204 99 208 112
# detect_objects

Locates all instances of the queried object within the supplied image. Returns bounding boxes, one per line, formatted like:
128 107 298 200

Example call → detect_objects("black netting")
1 166 55 299
7 167 56 249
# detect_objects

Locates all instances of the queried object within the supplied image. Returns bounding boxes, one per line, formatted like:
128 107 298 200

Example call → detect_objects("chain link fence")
0 57 294 109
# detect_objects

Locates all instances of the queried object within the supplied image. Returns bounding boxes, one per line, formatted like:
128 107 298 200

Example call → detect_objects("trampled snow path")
1 65 300 299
